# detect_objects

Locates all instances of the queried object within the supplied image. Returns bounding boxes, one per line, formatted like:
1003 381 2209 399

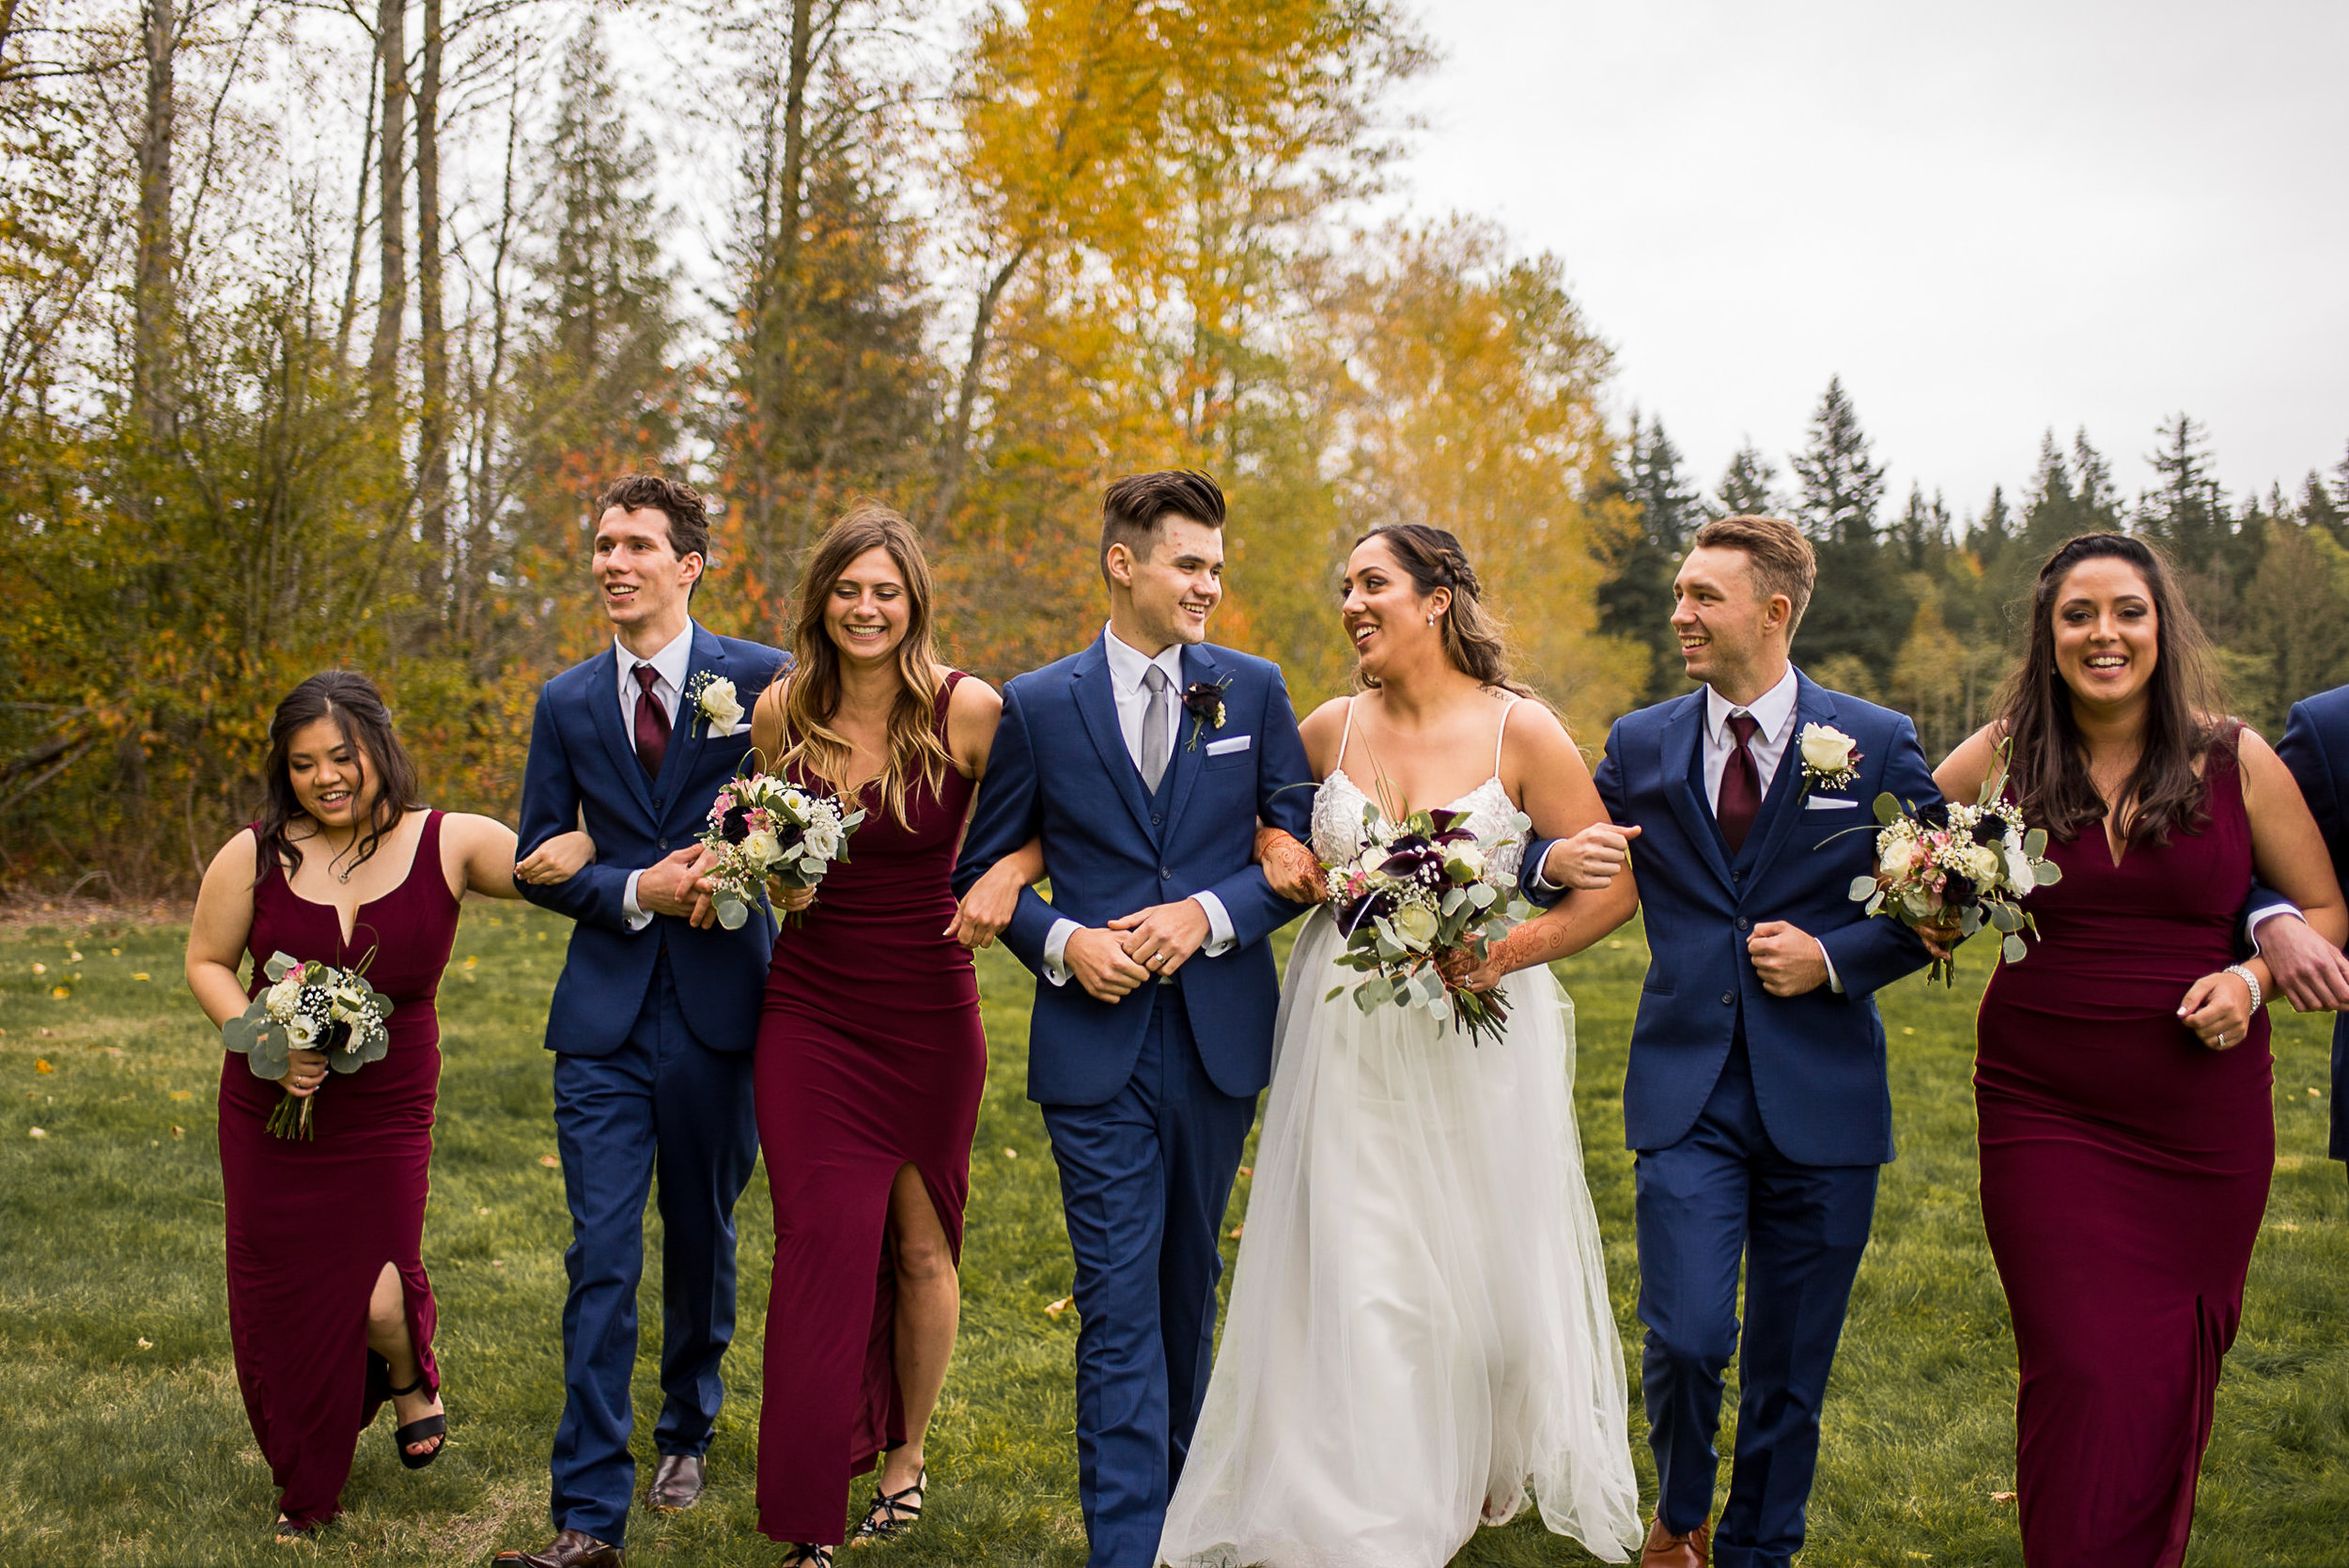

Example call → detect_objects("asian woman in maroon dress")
183 672 590 1538
724 505 1024 1566
1933 535 2345 1566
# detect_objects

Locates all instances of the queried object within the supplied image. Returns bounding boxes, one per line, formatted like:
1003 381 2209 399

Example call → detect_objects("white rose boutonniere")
685 672 743 737
1797 722 1862 793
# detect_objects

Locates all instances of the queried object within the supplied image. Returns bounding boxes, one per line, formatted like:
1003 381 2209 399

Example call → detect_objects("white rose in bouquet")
2004 844 2035 893
803 822 841 862
266 971 305 1020
1443 843 1486 881
1962 843 2003 887
741 829 784 868
1391 902 1440 947
1879 835 1921 879
288 1014 320 1048
1799 722 1858 776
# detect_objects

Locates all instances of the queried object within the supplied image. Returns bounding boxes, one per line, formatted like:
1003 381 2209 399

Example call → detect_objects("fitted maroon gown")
219 811 459 1528
1975 735 2273 1567
754 674 987 1545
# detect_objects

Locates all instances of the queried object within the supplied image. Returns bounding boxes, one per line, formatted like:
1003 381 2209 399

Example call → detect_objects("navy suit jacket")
516 624 790 1056
953 634 1314 1107
2275 686 2349 1162
1524 671 1937 1165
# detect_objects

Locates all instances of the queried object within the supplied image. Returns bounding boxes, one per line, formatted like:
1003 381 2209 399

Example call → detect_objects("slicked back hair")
1100 469 1226 586
1690 515 1816 638
598 474 713 587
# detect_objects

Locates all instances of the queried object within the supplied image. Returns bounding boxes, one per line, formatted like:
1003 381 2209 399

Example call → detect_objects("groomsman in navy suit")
2257 688 2349 1191
1520 515 1937 1568
497 475 788 1568
954 471 1314 1567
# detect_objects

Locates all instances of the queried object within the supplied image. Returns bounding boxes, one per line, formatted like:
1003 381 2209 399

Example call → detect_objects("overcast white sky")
1391 0 2349 521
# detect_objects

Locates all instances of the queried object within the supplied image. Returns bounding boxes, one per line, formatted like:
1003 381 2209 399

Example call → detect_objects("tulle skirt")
1159 909 1642 1567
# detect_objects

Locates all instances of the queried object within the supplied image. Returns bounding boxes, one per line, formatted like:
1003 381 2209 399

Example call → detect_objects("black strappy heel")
849 1465 926 1545
782 1545 834 1566
384 1374 445 1469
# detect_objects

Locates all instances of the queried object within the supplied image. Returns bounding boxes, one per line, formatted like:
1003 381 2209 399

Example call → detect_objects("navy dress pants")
1635 1037 1879 1568
1042 986 1255 1568
549 952 759 1544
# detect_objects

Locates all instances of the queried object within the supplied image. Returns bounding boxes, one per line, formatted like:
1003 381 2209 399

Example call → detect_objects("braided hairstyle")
1353 524 1531 695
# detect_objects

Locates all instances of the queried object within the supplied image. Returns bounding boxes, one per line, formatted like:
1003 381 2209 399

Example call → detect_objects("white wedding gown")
1158 751 1643 1567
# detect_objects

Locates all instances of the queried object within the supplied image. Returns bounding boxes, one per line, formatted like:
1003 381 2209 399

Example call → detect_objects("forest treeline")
2 0 2344 896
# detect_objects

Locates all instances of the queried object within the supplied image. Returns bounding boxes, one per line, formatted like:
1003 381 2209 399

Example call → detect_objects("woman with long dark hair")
730 504 1012 1564
183 671 590 1537
1934 535 2345 1565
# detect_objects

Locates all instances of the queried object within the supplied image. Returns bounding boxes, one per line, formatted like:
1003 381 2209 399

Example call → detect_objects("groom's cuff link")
1042 917 1081 986
622 871 655 932
1193 892 1236 955
1818 939 1844 994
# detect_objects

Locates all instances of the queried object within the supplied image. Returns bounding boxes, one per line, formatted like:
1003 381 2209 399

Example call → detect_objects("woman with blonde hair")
729 503 1019 1564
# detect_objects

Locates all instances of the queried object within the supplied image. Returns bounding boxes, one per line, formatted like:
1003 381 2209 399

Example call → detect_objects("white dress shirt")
617 624 694 930
1040 626 1237 986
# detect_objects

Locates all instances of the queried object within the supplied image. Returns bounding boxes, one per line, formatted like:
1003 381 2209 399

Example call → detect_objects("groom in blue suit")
498 475 788 1568
1522 515 1937 1568
2263 688 2349 1190
954 471 1313 1567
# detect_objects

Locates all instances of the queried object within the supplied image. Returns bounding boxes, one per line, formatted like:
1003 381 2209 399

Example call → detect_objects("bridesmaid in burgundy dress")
726 505 1020 1566
184 672 586 1537
1934 535 2344 1567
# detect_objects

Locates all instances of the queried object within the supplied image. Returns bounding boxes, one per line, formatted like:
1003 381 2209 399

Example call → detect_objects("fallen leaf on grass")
168 1090 191 1102
1045 1296 1073 1318
132 973 150 982
538 1155 560 1168
28 1127 47 1139
1237 1166 1252 1178
1229 1224 1244 1239
35 1059 53 1074
1991 1492 2016 1504
491 1259 506 1269
170 1125 183 1139
31 962 45 974
476 1206 490 1216
1003 1147 1018 1159
50 986 70 1000
2312 1088 2325 1098
136 1337 152 1350
67 951 83 962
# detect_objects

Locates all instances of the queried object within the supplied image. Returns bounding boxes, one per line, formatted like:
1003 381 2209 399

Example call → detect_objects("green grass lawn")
2 908 2343 1567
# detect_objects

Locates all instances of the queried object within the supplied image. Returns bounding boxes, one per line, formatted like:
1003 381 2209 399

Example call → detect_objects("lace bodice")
1309 695 1530 880
1310 769 1527 884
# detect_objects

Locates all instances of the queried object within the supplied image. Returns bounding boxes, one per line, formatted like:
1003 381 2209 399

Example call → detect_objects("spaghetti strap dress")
217 809 462 1528
1974 732 2273 1566
752 673 988 1545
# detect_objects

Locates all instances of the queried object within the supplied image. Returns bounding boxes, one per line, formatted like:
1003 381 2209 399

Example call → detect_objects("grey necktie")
1140 664 1173 792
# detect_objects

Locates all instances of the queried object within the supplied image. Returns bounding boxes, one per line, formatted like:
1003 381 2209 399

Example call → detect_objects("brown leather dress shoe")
647 1453 705 1513
490 1528 623 1568
1641 1514 1711 1568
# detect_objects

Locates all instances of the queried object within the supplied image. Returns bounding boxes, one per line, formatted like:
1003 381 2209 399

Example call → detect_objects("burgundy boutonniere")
1181 677 1232 752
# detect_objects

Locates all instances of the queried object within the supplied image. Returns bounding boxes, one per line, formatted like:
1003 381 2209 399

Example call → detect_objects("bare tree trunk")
132 0 177 442
335 56 378 369
926 241 1031 535
415 0 447 606
367 0 408 393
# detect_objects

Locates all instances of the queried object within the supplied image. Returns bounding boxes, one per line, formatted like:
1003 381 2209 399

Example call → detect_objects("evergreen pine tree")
2070 429 2122 532
2302 471 2344 541
1891 484 1950 571
1787 377 1906 679
1973 484 2011 567
2020 429 2077 558
1597 413 1701 701
1712 441 1781 518
2138 413 2228 573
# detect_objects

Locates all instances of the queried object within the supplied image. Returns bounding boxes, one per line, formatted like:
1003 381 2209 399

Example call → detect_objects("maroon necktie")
1718 711 1762 854
631 664 670 781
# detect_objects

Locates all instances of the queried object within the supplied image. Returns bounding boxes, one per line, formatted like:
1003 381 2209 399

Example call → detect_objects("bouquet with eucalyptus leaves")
222 951 395 1139
697 764 865 930
1847 737 2061 985
1321 800 1535 1047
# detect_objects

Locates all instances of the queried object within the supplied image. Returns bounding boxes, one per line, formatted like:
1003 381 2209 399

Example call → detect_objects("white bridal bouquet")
697 765 866 929
1321 800 1535 1046
221 951 395 1139
1848 739 2061 984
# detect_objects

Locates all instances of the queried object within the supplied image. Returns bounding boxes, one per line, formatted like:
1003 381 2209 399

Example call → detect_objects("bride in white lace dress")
1159 526 1644 1568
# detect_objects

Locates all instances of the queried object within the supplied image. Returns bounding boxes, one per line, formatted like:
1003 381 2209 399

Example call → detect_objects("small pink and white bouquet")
698 766 864 930
1848 739 2060 984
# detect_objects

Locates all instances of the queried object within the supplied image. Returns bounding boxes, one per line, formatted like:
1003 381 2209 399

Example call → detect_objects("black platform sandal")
781 1546 834 1567
849 1466 926 1546
384 1374 445 1469
274 1514 319 1543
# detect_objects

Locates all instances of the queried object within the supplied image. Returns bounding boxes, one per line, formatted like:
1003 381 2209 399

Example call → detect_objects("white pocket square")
1205 734 1252 756
1803 796 1860 810
711 719 754 737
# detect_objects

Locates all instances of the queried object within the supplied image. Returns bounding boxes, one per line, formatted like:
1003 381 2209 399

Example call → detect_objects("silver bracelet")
2224 962 2263 1014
